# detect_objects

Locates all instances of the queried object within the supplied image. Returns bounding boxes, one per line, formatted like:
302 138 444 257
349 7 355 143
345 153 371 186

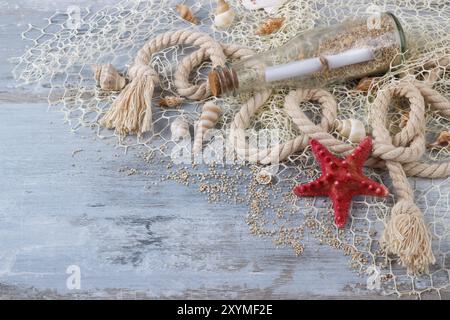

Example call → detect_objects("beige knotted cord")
371 83 434 274
100 30 227 135
100 30 255 136
229 58 450 274
99 29 449 274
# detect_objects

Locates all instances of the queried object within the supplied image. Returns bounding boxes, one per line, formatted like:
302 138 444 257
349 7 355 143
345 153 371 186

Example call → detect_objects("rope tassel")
380 201 436 274
381 200 435 274
370 84 445 274
96 29 450 275
100 74 156 135
99 29 228 136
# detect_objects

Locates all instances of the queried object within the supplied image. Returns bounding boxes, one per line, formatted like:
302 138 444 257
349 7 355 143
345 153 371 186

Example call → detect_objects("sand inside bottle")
209 12 406 96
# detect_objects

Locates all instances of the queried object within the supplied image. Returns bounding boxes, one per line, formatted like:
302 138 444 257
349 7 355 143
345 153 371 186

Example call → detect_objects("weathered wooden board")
0 0 445 300
0 102 380 299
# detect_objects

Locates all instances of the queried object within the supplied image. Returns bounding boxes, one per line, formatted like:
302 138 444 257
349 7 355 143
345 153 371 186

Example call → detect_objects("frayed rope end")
381 200 436 275
100 74 156 136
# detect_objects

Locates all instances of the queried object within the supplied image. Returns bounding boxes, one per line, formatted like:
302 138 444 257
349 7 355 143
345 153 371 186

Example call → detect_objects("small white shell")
92 64 126 91
335 119 366 143
214 0 235 29
171 116 191 142
256 169 273 185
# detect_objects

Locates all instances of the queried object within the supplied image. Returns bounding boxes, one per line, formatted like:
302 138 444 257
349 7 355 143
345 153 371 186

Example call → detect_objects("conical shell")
428 131 450 149
214 0 235 28
255 17 284 35
216 0 230 14
92 64 126 91
171 116 191 142
176 4 199 24
193 101 221 154
335 119 366 143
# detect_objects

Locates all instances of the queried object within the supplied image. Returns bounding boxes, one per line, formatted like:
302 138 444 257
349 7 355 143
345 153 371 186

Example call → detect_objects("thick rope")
100 30 227 135
229 60 450 274
99 29 450 274
370 84 434 274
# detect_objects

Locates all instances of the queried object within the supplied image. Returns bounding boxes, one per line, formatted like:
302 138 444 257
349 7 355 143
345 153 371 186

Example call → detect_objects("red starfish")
293 137 388 228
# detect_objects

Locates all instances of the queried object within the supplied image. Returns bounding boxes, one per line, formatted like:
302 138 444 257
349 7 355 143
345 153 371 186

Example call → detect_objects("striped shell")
193 101 222 154
335 119 366 143
92 64 126 91
214 0 235 29
176 4 199 24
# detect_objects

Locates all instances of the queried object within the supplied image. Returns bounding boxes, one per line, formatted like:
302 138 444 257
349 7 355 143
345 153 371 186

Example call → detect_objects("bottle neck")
208 64 239 97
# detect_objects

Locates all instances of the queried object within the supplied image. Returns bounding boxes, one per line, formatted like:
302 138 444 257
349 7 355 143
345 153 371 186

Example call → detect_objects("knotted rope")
99 29 450 274
229 56 450 274
100 30 254 135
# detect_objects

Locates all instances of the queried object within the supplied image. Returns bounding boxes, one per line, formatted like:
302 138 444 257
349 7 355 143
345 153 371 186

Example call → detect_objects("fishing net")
13 0 450 298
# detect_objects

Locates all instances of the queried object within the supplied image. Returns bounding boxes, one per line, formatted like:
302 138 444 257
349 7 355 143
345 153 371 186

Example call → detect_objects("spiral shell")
335 119 366 143
171 116 191 142
92 64 126 91
214 0 235 29
159 96 185 108
428 131 450 149
193 101 221 154
255 17 285 35
176 4 199 24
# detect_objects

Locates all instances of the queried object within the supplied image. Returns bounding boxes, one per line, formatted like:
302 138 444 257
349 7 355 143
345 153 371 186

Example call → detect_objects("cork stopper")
208 70 221 97
208 65 239 97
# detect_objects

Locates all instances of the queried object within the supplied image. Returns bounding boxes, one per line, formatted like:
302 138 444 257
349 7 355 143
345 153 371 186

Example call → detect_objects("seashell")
159 96 185 108
92 64 126 91
427 131 450 149
256 169 273 185
255 17 285 35
241 0 289 14
335 119 366 143
176 4 199 24
171 116 191 142
193 101 222 154
214 0 235 29
355 77 375 92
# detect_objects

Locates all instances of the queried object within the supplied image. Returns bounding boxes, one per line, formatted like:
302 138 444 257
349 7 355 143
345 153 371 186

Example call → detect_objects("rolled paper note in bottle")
208 12 407 96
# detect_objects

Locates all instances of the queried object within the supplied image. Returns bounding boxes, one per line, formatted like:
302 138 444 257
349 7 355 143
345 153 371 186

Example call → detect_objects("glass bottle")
208 12 406 96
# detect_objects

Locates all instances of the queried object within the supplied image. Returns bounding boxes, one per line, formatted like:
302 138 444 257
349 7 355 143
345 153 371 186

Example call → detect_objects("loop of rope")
174 43 255 100
99 29 449 274
370 78 448 274
228 56 449 274
229 88 345 164
230 72 450 179
371 84 426 163
101 30 228 135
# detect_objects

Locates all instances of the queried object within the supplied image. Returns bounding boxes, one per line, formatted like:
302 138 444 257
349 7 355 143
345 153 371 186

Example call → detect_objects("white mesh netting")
13 0 450 298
